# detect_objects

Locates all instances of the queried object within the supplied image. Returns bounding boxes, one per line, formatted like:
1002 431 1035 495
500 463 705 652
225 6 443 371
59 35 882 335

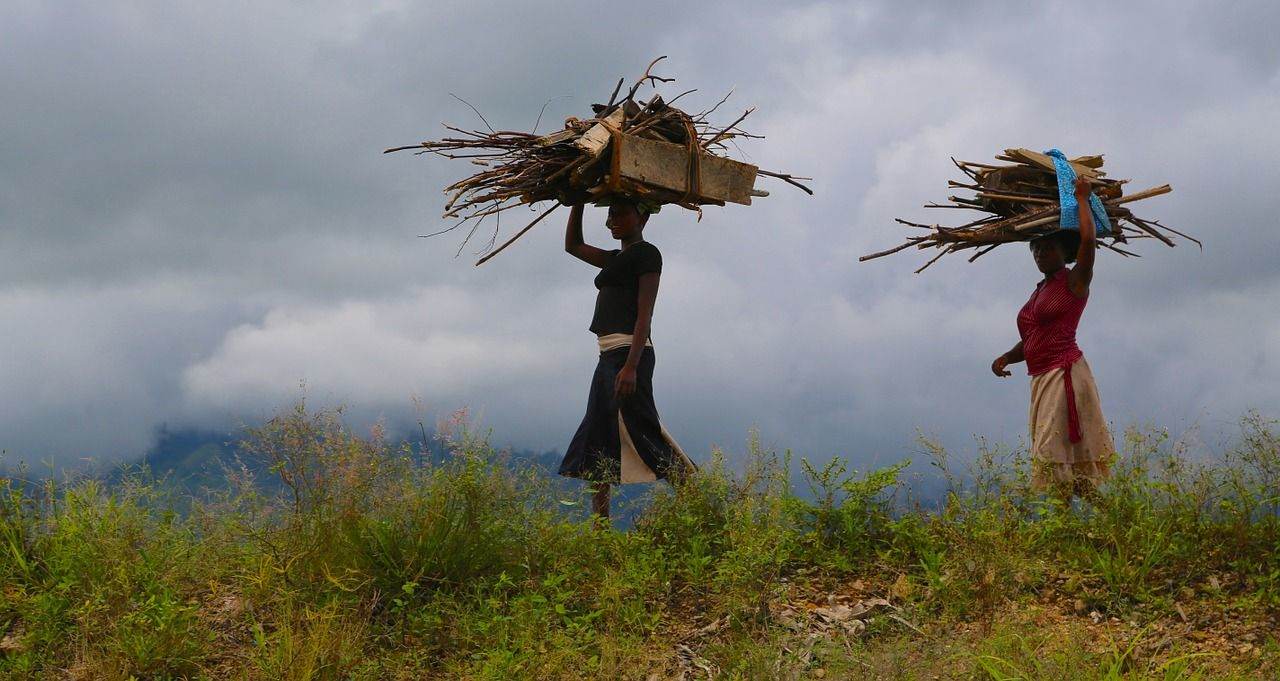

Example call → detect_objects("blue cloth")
1044 148 1112 236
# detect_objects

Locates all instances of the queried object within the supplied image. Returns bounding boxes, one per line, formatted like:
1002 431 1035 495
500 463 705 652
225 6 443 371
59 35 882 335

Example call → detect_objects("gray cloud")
1 1 1277 468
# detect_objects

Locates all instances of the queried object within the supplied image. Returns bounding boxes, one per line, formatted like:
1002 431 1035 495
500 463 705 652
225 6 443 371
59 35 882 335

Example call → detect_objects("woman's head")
605 199 651 241
1029 230 1080 273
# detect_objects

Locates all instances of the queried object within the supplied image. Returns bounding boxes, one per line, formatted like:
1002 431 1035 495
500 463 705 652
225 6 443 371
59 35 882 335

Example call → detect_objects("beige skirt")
1028 356 1114 490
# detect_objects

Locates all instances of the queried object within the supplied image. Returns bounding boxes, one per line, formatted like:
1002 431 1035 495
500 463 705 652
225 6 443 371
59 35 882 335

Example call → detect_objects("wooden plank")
612 134 758 205
535 129 577 146
1005 148 1101 178
1106 184 1171 205
1069 154 1105 169
573 108 624 156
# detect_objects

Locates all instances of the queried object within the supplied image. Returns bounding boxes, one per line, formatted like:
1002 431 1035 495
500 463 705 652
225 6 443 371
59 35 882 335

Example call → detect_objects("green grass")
0 405 1277 679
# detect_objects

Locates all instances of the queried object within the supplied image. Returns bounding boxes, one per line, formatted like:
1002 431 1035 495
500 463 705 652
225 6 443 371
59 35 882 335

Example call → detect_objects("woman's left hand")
1073 175 1092 200
614 365 637 401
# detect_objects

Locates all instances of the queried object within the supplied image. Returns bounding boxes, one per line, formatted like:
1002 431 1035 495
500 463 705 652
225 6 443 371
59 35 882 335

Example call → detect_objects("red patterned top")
1017 268 1086 376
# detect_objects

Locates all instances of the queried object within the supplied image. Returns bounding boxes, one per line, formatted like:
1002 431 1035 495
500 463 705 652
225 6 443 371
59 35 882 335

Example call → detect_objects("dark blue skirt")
559 347 686 484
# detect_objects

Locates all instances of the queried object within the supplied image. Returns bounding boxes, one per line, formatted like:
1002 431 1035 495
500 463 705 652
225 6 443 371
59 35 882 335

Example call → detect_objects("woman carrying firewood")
558 199 694 520
991 176 1115 497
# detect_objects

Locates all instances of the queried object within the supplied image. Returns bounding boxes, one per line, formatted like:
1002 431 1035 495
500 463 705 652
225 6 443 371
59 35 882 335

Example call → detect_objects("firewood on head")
386 59 813 264
860 148 1192 272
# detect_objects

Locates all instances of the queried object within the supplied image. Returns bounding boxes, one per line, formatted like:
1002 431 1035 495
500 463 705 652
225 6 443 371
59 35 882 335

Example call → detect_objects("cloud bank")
2 1 1277 467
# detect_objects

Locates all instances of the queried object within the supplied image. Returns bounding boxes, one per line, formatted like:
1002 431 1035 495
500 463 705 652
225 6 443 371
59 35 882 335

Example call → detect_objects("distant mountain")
108 426 654 525
113 425 560 487
11 423 940 525
106 426 240 492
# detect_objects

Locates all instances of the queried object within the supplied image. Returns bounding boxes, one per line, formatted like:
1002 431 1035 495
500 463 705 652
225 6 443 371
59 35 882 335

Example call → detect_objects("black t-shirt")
589 241 662 336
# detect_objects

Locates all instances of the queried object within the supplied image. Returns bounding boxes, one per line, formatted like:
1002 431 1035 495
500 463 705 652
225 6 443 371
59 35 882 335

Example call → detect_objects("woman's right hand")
1072 175 1092 201
991 354 1012 377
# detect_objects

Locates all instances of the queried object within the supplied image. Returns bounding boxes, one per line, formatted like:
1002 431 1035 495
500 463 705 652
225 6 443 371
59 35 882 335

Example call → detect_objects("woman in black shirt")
559 199 693 519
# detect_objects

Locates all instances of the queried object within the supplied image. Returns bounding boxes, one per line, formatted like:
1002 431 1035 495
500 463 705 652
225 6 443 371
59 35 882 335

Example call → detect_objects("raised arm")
1067 176 1096 298
564 204 611 268
614 272 659 399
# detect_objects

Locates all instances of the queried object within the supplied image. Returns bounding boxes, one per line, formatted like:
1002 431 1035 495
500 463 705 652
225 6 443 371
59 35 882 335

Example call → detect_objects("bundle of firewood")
860 148 1197 273
387 57 812 264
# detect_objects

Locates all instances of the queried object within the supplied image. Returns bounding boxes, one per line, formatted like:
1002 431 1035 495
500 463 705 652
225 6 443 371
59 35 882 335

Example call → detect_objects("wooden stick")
1100 241 1141 257
914 244 954 274
623 56 673 104
702 108 755 148
474 204 559 266
1013 214 1063 232
448 93 495 133
975 192 1056 204
384 143 433 154
1123 217 1176 247
1106 184 1172 206
693 89 734 122
541 156 589 185
895 218 936 230
951 156 980 181
757 170 814 195
968 243 1001 262
955 215 1003 229
956 160 1004 170
1136 217 1202 248
859 239 924 262
603 77 625 110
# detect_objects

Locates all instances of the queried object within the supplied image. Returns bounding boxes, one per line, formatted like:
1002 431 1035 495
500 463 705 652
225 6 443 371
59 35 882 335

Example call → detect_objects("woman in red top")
991 176 1115 496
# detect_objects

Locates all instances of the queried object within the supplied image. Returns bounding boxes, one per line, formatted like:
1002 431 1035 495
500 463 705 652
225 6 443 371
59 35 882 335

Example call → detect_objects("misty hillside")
1 407 1277 679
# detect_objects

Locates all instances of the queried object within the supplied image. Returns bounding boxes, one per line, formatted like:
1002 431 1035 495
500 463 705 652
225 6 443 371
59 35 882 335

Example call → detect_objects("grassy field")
1 406 1277 679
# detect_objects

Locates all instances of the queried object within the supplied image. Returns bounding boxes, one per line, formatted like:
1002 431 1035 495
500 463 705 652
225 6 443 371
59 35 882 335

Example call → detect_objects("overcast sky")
2 1 1277 470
